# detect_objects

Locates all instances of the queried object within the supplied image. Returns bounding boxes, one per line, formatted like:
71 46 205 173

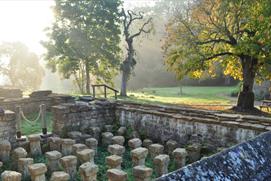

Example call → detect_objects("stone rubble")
106 155 122 169
18 158 33 180
60 155 77 180
28 163 47 181
172 148 187 168
61 139 76 156
149 144 164 159
108 144 125 156
79 162 98 181
153 154 170 177
28 134 42 157
45 151 62 173
131 147 148 166
128 138 142 150
107 169 127 181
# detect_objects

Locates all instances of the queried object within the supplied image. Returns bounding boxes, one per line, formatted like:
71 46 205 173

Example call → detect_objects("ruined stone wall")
116 102 271 147
0 110 16 145
157 131 271 181
0 94 74 114
52 100 116 137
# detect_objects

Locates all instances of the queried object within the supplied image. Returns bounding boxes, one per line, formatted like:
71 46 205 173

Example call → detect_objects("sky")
0 0 156 55
0 0 156 91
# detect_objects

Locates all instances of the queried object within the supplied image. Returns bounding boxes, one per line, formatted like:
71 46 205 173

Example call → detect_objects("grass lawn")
118 86 238 106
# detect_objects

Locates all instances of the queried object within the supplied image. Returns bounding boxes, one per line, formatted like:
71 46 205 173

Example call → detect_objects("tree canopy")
0 42 44 92
164 0 271 110
42 0 122 94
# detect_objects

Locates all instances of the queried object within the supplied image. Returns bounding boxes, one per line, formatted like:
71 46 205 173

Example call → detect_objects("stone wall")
157 131 271 181
52 100 116 137
116 101 271 147
0 110 16 145
0 93 74 114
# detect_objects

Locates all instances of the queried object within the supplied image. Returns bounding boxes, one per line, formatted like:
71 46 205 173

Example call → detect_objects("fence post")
104 86 107 98
40 104 47 135
92 86 96 99
15 106 22 138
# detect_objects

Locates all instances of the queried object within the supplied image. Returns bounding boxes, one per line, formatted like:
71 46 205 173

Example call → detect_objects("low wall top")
157 131 271 181
116 101 271 132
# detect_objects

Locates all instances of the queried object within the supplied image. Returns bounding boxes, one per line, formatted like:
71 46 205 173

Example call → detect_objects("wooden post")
92 86 96 99
104 86 107 98
41 104 47 135
15 106 22 138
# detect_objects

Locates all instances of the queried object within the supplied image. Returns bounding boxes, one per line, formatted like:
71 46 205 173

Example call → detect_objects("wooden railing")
92 84 119 100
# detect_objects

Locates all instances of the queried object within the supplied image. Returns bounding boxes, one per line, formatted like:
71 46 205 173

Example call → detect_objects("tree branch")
203 52 235 61
129 18 152 40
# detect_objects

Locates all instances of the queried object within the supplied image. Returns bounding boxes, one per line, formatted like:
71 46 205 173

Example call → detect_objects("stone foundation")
0 110 16 145
52 100 116 137
116 101 271 147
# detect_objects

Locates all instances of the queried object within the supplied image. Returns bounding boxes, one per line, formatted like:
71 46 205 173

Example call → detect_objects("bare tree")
120 8 152 96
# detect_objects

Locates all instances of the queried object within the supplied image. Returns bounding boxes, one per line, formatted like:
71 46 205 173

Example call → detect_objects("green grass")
119 86 238 106
21 112 53 135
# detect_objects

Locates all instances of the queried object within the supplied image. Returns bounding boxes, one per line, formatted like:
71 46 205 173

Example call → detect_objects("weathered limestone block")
102 132 113 147
142 139 153 149
112 136 125 146
128 138 142 150
107 169 127 181
108 144 125 156
133 166 153 181
0 140 11 162
28 163 47 181
1 171 22 181
61 139 76 156
60 155 77 180
79 162 98 181
50 171 70 181
186 143 201 162
153 154 170 176
117 127 126 136
172 148 187 168
48 137 62 152
18 158 33 180
104 125 113 132
166 140 177 155
149 144 164 159
77 149 95 164
106 155 122 169
28 134 42 157
68 131 82 143
131 147 148 166
80 134 92 143
85 138 98 154
72 143 87 155
45 151 62 173
89 127 101 141
12 147 27 170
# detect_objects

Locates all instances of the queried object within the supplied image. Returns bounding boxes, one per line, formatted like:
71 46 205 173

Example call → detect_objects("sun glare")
0 0 55 55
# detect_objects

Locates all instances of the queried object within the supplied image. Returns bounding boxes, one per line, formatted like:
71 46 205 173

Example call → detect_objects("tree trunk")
120 70 128 97
85 62 90 94
236 56 257 110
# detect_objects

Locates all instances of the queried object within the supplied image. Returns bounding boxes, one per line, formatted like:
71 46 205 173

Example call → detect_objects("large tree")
120 9 152 96
0 42 44 92
164 0 271 111
43 0 121 94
